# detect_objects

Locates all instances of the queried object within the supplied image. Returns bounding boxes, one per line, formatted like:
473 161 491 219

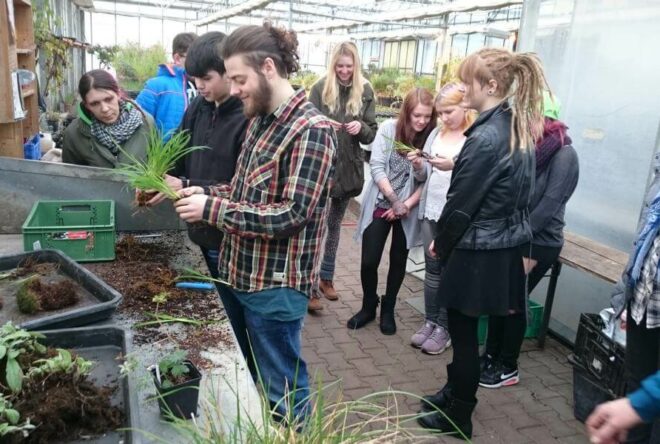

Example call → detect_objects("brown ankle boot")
319 279 338 301
307 295 324 313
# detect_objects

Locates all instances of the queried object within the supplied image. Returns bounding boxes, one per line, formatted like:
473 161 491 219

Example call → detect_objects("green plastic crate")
22 200 116 262
478 300 544 345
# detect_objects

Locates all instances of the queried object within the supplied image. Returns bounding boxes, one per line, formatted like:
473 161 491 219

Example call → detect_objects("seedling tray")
38 326 141 443
0 249 122 330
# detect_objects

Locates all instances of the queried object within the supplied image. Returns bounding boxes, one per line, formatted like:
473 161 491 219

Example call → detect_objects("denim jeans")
220 285 310 421
200 247 255 376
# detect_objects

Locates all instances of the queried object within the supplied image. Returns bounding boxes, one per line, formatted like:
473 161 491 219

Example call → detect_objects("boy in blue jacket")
587 370 660 443
136 32 197 141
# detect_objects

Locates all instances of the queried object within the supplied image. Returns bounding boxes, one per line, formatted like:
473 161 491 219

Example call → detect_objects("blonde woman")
417 48 549 439
308 42 378 310
407 83 476 355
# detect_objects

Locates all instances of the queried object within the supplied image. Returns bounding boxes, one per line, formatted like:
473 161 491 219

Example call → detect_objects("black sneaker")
479 361 519 388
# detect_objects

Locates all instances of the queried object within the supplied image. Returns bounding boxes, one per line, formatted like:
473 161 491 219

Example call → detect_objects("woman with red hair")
349 88 436 335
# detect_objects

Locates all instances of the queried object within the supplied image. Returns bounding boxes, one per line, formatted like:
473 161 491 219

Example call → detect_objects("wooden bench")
537 231 629 347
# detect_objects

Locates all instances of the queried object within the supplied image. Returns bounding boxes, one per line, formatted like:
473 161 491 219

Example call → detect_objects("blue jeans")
220 285 310 421
200 247 255 376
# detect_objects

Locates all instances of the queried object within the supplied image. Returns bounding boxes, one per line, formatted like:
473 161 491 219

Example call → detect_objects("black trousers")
447 308 480 401
361 217 409 301
625 309 660 443
486 244 561 367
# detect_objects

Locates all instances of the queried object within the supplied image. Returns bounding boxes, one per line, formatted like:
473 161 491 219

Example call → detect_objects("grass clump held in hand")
116 128 207 201
382 135 430 158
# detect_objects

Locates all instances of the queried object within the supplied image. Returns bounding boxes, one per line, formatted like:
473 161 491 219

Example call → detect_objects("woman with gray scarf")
63 70 153 168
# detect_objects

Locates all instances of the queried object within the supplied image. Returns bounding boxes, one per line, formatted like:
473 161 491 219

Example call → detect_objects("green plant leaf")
0 345 6 360
4 409 19 425
5 359 23 393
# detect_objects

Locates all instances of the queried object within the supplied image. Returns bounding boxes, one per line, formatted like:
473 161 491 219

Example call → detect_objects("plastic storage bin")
569 354 614 423
573 313 627 396
23 133 41 160
478 300 544 344
22 200 116 262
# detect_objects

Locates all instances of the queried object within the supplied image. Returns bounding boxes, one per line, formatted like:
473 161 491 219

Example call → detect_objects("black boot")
379 295 397 335
421 363 454 412
417 395 476 440
346 293 379 329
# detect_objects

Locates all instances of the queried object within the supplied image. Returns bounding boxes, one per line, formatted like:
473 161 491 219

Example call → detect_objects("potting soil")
85 232 234 369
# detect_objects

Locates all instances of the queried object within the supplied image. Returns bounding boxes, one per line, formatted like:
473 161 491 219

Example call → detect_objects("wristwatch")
179 176 190 188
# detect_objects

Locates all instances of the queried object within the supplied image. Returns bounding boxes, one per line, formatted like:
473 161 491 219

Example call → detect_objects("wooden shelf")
22 88 35 98
13 0 31 6
16 47 34 55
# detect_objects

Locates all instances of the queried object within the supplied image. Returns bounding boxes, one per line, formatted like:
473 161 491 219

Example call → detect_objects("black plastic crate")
39 326 141 443
0 249 122 330
573 313 627 396
569 354 614 423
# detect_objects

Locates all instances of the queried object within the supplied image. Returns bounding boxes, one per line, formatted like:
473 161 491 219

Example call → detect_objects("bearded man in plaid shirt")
175 22 336 422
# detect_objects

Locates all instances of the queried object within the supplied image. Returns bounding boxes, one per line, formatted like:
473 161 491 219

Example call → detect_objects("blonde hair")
434 82 476 134
458 48 548 152
322 42 365 116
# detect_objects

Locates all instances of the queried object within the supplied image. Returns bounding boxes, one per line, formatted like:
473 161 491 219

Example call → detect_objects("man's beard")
243 74 272 119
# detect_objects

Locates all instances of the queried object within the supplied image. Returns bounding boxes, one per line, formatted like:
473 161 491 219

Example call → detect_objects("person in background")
173 22 336 422
417 48 548 439
348 88 436 336
480 94 579 389
62 69 153 168
307 41 378 312
145 32 249 360
408 83 475 355
136 32 197 141
587 370 660 444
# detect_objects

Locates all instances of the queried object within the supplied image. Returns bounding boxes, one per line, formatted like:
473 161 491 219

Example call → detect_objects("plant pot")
46 119 60 133
377 96 396 107
151 360 202 420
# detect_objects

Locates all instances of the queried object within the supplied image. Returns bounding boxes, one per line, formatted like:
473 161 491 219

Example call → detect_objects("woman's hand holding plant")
407 150 424 170
429 155 454 171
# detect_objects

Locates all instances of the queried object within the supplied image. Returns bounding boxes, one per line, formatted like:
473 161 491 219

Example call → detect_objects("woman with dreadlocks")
416 48 550 439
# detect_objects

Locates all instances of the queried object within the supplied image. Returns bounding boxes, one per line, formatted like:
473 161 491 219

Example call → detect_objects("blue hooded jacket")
136 64 193 141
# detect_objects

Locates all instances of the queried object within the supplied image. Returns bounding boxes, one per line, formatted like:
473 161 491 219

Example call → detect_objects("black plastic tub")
38 325 141 443
569 354 614 423
152 360 202 420
0 249 122 330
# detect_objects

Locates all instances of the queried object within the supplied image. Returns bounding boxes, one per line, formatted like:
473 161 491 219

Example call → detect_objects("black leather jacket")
434 103 535 261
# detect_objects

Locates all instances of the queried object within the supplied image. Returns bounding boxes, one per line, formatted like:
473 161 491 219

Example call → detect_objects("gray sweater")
529 145 579 247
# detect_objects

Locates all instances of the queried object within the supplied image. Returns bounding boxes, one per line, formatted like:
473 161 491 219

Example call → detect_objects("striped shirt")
202 89 336 296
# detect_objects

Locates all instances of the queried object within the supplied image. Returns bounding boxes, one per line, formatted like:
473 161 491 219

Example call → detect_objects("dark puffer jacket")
434 103 535 260
309 77 377 198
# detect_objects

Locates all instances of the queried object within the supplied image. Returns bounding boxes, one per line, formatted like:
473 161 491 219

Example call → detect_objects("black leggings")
448 308 480 402
486 244 562 367
361 217 409 301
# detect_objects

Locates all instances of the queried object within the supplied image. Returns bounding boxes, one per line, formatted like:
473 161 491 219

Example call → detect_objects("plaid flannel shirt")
202 89 337 296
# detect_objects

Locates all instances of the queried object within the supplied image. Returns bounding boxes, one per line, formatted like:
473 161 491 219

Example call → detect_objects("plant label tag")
33 240 41 250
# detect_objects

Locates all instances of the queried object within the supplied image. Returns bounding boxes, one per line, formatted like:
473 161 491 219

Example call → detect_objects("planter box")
38 325 141 443
0 249 122 330
23 200 116 262
151 360 202 420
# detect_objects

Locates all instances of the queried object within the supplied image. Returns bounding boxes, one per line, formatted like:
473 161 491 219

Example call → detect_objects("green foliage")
115 128 207 200
88 44 120 68
33 2 70 97
440 57 464 86
28 349 93 380
368 68 400 96
0 394 34 437
16 277 40 315
112 42 167 91
151 291 169 305
0 323 46 393
291 70 319 93
158 350 189 389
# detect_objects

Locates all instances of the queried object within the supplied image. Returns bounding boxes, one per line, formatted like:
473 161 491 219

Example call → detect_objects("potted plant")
150 350 202 420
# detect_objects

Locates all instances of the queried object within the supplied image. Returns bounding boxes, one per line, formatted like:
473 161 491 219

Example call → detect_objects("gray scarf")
90 101 144 154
